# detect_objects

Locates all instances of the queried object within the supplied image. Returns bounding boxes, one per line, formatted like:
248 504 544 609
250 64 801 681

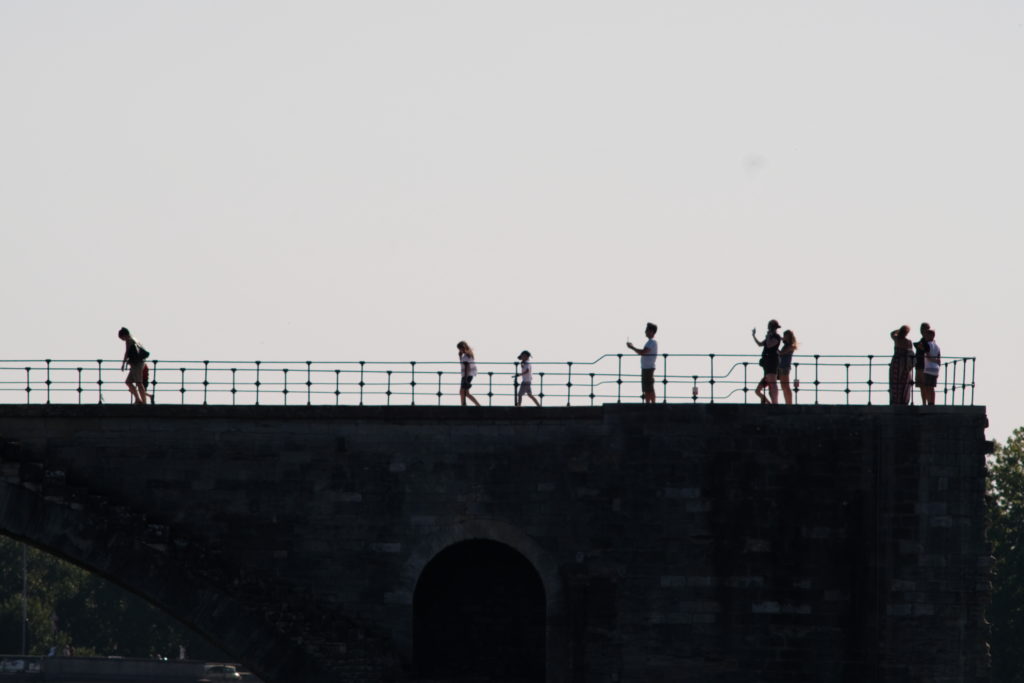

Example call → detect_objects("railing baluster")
709 354 715 404
566 362 573 407
255 361 262 406
616 354 623 404
410 361 417 407
45 359 51 405
307 361 313 406
203 360 209 406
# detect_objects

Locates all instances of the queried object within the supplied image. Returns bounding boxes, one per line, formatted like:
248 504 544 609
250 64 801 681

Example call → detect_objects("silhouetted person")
626 322 658 404
778 329 798 405
914 322 932 404
457 341 480 406
920 328 941 405
515 350 540 407
889 325 914 405
118 327 149 405
752 320 781 404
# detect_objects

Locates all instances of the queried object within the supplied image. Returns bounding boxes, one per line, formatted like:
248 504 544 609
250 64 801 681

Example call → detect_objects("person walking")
778 329 798 405
752 320 782 405
626 322 659 404
457 341 481 406
118 327 149 405
888 325 915 405
514 351 541 407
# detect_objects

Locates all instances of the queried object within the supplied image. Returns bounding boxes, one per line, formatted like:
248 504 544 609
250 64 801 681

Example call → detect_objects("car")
201 663 241 682
1 659 26 673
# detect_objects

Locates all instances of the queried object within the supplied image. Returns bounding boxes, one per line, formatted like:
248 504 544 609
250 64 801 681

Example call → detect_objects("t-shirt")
924 342 941 375
641 339 658 370
520 360 532 383
460 353 477 377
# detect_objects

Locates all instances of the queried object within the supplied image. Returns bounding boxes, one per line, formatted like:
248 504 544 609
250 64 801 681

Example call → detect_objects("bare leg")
767 375 779 404
466 391 480 407
136 382 147 405
755 379 768 404
126 379 142 404
527 393 540 407
780 376 792 405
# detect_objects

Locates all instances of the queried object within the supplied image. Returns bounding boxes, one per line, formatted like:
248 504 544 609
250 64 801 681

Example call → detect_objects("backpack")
128 342 150 363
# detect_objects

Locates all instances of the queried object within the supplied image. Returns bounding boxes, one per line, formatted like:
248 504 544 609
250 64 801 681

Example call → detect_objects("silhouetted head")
518 350 531 361
768 319 780 331
920 322 931 335
896 325 910 338
118 327 131 340
783 330 798 348
645 322 657 338
457 341 474 358
925 329 936 341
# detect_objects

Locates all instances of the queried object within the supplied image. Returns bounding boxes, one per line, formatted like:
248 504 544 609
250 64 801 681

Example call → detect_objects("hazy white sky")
1 2 1021 438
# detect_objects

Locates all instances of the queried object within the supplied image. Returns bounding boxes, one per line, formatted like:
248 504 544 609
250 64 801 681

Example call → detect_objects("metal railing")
0 355 976 407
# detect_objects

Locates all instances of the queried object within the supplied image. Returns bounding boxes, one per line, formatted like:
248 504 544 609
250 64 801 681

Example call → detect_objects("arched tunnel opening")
413 539 546 681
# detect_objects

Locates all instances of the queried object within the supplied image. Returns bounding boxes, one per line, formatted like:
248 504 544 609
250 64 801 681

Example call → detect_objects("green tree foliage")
0 536 224 660
988 427 1024 683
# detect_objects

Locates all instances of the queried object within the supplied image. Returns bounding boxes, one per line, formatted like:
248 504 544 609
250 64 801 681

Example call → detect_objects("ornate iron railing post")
708 354 716 404
255 361 262 406
358 361 365 406
96 359 103 404
566 362 573 407
306 361 313 406
203 360 210 406
44 359 51 405
813 355 820 405
410 361 417 406
616 354 623 403
866 355 874 405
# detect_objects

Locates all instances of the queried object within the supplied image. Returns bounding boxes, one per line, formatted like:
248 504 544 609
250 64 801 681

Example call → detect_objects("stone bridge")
0 404 991 683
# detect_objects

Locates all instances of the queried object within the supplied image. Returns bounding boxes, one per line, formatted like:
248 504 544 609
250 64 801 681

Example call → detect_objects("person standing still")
626 322 659 404
888 325 914 405
118 327 148 405
914 322 932 405
921 329 941 405
752 320 782 405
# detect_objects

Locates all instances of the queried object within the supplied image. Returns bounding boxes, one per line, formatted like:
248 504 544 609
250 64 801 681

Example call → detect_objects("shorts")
920 373 938 388
759 358 779 375
461 376 474 391
518 381 532 398
777 365 791 378
641 368 655 393
126 363 145 384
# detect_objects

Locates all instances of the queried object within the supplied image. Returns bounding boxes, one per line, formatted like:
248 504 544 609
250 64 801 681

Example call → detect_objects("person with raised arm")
752 320 782 405
626 322 658 404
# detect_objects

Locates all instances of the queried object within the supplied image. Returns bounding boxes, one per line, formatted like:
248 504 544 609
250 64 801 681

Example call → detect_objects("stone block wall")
0 404 990 683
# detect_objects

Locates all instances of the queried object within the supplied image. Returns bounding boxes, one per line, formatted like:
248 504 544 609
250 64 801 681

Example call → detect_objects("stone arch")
0 480 362 683
413 539 545 680
397 519 567 682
